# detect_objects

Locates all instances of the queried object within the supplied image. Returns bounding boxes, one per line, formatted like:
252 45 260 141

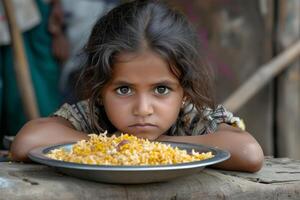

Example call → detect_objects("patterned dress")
52 99 245 136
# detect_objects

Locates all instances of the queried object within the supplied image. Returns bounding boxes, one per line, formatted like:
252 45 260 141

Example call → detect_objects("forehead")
111 50 179 83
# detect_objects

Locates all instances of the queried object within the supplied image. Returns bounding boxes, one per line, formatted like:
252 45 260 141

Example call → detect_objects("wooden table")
0 157 299 200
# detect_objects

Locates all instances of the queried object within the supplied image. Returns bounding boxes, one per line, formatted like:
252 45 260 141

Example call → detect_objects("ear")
181 96 188 108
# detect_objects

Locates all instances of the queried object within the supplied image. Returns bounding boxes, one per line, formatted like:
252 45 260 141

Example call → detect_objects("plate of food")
28 133 230 184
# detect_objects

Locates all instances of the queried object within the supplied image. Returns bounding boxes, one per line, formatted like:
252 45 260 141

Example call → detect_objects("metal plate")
28 142 230 184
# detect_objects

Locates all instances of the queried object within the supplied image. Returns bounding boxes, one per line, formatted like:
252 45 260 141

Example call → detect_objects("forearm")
158 124 264 172
10 117 88 162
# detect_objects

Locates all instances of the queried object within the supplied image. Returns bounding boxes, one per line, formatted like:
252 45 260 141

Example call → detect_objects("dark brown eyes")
115 86 171 96
116 86 131 95
155 86 170 95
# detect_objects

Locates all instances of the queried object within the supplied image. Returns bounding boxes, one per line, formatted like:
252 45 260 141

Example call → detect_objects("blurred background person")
59 0 120 104
0 0 67 148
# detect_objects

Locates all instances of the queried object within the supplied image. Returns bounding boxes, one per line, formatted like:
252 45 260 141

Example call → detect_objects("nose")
133 94 154 117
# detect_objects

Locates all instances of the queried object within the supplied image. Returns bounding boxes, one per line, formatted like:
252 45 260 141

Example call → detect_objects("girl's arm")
158 123 264 172
10 117 89 162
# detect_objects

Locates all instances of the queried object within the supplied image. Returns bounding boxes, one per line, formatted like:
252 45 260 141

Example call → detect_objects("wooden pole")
2 0 40 119
223 40 300 112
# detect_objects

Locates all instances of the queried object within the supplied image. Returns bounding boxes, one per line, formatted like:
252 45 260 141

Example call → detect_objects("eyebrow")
111 79 180 87
110 80 134 87
152 80 180 87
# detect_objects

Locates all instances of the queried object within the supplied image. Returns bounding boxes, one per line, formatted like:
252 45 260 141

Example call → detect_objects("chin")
130 133 160 141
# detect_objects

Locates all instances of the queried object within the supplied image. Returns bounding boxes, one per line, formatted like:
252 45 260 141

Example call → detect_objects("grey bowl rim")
28 141 230 171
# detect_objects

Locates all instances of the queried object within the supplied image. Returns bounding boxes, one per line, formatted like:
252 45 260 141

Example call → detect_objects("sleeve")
167 104 246 136
202 104 246 134
51 100 94 133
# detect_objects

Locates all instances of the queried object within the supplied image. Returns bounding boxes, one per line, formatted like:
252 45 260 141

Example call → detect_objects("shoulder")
52 99 97 133
170 104 245 136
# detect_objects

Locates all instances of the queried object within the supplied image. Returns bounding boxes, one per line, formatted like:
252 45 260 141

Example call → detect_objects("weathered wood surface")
219 157 300 184
1 157 299 200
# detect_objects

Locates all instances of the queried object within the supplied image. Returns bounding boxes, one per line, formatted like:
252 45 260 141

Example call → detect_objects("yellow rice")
47 133 214 165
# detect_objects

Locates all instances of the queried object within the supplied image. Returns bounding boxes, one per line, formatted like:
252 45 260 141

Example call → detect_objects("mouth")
129 123 156 127
128 123 157 131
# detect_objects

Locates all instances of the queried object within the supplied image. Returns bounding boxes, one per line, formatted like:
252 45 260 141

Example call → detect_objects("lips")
129 123 156 127
128 123 157 131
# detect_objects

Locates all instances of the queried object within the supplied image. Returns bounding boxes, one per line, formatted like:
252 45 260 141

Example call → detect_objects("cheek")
103 97 129 127
157 97 183 125
171 101 182 116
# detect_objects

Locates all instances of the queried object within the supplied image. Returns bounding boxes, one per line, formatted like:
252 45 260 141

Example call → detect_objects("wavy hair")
78 0 215 133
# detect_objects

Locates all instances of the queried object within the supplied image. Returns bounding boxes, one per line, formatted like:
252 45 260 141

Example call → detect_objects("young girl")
11 0 264 172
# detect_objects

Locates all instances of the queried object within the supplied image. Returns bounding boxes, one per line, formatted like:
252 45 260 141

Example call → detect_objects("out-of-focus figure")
59 0 120 103
0 0 63 144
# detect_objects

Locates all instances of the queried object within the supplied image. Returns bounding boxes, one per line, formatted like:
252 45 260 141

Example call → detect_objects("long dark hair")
78 0 215 133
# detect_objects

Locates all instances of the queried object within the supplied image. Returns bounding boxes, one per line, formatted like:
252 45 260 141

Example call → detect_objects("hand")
48 0 69 63
52 33 69 63
48 0 64 35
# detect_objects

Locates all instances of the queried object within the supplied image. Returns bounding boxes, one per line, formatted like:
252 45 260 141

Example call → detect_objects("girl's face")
101 50 184 140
